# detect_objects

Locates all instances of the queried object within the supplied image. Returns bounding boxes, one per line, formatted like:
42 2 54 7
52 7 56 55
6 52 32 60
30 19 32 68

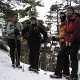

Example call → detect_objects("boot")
50 74 62 78
68 76 78 80
17 65 22 69
71 77 78 80
16 61 22 69
12 64 15 68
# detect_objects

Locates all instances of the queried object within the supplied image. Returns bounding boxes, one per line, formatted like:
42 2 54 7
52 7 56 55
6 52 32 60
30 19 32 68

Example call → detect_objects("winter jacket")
6 22 23 39
58 21 66 42
65 14 80 43
22 23 47 44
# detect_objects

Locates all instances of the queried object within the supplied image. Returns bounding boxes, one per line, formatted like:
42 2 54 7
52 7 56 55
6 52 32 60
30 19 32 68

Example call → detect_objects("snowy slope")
0 50 80 80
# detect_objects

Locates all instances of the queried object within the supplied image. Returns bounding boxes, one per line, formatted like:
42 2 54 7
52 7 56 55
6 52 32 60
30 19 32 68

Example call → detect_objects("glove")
69 42 71 46
40 39 45 43
14 29 20 35
20 36 23 43
66 41 68 46
52 36 57 41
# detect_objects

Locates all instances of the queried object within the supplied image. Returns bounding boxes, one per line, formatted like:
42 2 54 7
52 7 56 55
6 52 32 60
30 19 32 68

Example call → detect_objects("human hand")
40 39 45 43
20 36 23 43
14 29 20 35
69 42 71 46
66 41 68 46
52 36 57 41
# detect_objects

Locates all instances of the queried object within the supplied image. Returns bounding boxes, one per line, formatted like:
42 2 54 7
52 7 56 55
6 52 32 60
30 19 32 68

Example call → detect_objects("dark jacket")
22 23 47 44
65 14 80 43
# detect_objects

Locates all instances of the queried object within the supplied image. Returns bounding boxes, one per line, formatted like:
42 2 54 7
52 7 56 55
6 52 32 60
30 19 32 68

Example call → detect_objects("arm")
39 26 47 41
70 17 80 43
22 26 29 36
19 22 23 35
6 22 14 34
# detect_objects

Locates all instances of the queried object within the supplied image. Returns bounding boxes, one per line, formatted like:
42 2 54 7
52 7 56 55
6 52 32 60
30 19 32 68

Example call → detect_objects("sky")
37 0 77 21
18 0 77 22
18 0 63 22
37 0 62 21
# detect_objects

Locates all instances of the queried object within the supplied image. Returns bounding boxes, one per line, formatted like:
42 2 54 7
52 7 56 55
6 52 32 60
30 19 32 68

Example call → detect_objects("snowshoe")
50 74 62 78
62 74 70 79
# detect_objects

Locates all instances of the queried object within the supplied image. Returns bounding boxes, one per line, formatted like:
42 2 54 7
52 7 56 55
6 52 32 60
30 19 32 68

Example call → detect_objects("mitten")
14 29 20 35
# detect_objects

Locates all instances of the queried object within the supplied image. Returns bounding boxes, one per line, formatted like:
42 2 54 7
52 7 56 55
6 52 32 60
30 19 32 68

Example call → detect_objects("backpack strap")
69 13 79 25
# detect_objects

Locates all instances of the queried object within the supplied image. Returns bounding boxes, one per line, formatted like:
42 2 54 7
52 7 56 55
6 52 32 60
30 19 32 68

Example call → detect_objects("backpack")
70 13 80 23
10 22 22 31
29 24 40 37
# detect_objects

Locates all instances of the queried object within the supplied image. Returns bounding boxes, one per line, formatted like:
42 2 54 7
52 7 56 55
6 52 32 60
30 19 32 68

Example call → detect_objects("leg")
8 39 15 65
28 43 35 69
17 40 22 68
70 41 80 79
62 46 70 76
51 42 67 78
33 44 40 70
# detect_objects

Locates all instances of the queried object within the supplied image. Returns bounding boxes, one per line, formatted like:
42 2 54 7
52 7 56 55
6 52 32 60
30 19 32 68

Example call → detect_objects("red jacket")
65 14 80 43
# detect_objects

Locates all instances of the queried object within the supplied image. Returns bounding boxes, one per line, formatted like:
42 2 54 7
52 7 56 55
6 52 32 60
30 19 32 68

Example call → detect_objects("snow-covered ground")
0 49 80 80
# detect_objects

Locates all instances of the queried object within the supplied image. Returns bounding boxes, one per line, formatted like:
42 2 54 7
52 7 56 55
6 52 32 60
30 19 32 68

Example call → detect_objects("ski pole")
14 34 18 68
22 44 25 72
22 41 27 72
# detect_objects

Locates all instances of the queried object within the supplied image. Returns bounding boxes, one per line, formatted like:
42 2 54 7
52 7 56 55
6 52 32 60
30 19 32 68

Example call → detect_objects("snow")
0 49 80 80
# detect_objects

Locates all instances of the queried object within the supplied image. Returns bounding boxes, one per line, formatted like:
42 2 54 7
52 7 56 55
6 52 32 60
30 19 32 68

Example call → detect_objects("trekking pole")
44 42 47 75
22 44 25 72
22 41 27 72
14 34 18 68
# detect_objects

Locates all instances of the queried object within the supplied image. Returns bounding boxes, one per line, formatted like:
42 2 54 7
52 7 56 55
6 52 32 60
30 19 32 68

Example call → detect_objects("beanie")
30 16 37 21
67 6 74 12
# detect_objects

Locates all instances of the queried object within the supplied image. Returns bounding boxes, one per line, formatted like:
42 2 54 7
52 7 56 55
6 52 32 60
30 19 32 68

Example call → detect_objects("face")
60 13 65 17
13 15 18 22
67 9 73 16
31 19 36 24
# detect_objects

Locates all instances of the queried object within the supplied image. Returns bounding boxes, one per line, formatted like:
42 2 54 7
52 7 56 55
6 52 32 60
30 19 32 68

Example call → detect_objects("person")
21 16 47 73
50 12 70 78
6 13 23 68
65 6 80 80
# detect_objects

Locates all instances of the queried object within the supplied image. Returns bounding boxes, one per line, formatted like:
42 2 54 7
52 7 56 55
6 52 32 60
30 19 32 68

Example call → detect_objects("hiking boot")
62 74 70 78
16 65 22 69
50 74 62 78
71 77 78 80
28 67 33 71
28 67 35 71
68 77 78 80
33 69 39 74
12 64 15 68
28 67 39 74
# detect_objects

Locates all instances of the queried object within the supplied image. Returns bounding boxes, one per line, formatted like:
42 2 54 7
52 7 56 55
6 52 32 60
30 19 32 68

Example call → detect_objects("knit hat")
30 16 37 21
67 6 74 12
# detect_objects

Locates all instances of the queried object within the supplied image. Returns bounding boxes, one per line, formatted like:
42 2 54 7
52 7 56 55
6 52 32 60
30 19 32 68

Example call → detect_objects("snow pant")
8 39 21 66
55 42 70 76
28 42 40 70
69 41 80 78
